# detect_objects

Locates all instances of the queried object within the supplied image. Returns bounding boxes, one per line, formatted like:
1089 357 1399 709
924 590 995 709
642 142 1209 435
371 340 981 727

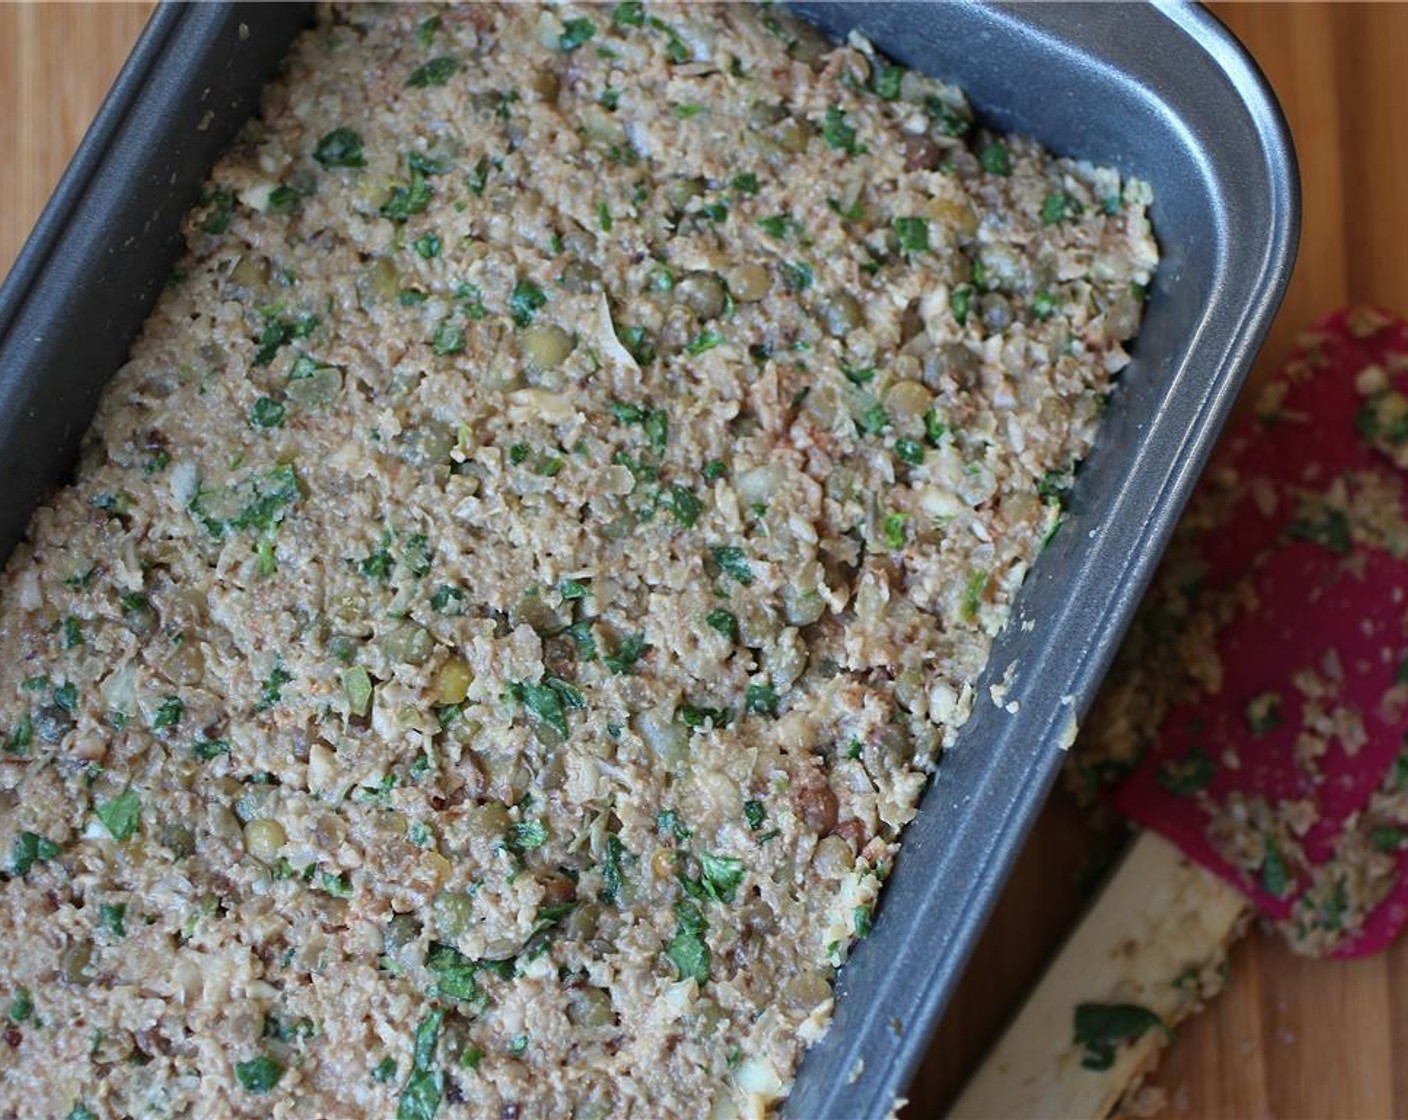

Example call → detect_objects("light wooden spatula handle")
948 831 1249 1120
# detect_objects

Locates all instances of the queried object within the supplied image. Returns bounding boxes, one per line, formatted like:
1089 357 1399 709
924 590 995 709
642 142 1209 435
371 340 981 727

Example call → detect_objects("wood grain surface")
3 5 1406 1118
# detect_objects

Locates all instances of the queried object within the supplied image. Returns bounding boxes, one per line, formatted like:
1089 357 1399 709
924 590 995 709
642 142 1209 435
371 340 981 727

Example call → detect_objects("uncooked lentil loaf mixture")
0 4 1156 1118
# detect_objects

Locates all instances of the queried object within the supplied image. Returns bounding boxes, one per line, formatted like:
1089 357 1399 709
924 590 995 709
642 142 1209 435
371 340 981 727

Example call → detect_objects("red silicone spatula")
952 308 1408 1119
1116 305 1408 958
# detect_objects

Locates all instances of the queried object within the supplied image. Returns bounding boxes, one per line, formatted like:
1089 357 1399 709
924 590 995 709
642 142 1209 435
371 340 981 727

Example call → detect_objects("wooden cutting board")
3 5 1406 1117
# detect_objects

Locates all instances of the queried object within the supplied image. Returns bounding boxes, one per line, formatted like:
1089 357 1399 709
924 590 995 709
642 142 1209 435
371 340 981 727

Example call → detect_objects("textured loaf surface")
0 4 1154 1118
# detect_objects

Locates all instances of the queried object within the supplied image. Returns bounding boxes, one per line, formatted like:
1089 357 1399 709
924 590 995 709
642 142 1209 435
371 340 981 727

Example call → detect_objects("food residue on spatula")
1075 306 1408 958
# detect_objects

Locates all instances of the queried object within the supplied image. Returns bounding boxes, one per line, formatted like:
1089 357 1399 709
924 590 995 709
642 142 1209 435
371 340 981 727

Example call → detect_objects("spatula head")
1114 307 1408 957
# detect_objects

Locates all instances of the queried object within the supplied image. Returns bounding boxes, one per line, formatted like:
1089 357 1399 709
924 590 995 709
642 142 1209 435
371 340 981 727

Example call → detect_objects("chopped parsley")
1287 507 1352 555
397 1009 444 1120
507 819 549 855
705 608 738 641
711 545 754 585
401 533 432 577
8 988 32 1023
253 310 318 367
152 696 183 730
665 899 711 984
599 834 628 905
745 682 780 717
509 279 548 327
613 1 645 27
193 738 230 761
192 463 301 539
234 1054 284 1094
1155 747 1215 797
1041 189 1084 225
52 680 78 713
559 17 596 51
558 578 589 601
429 584 466 615
780 260 813 292
925 409 947 446
313 127 365 169
201 189 236 235
894 438 924 465
979 142 1013 176
1245 692 1284 736
757 213 795 239
660 28 692 64
61 615 83 650
685 330 724 356
406 57 460 89
1031 290 1058 321
430 321 465 356
1371 827 1405 854
509 679 581 737
744 799 767 831
870 59 903 100
926 94 971 137
405 153 447 177
359 542 395 581
381 172 433 222
564 622 598 660
454 282 487 319
828 193 865 221
413 233 442 260
611 400 668 452
256 663 293 712
95 786 141 841
98 902 127 938
663 485 703 528
1073 1003 1167 1072
883 511 908 550
857 403 889 436
950 284 972 326
468 155 492 197
616 324 657 365
425 943 480 1002
373 1057 398 1084
698 852 745 903
960 569 988 623
266 184 305 214
250 396 285 429
698 199 729 223
1261 837 1290 897
893 216 930 255
604 632 649 676
680 704 732 729
11 831 59 876
821 106 865 156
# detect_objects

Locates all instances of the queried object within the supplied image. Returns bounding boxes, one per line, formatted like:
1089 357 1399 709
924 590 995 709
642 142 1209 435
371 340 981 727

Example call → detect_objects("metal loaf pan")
0 3 1297 1117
